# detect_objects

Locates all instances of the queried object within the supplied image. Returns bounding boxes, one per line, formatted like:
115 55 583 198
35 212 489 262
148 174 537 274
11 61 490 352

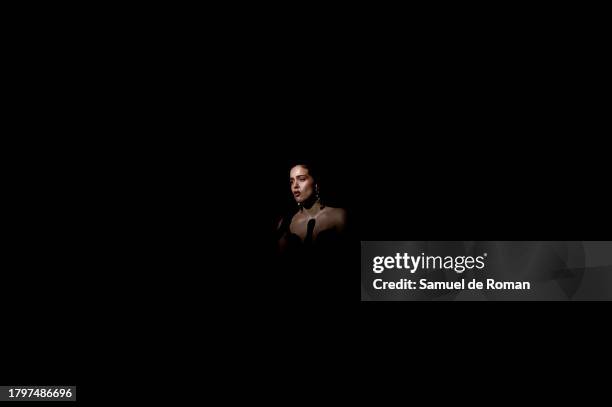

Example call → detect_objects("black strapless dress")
279 219 349 274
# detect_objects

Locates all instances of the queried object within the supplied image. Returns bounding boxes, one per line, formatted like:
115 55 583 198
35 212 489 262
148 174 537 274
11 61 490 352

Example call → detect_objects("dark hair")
289 162 319 184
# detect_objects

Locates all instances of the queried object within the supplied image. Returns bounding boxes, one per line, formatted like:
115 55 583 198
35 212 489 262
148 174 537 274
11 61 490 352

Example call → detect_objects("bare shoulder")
324 206 347 220
322 206 347 231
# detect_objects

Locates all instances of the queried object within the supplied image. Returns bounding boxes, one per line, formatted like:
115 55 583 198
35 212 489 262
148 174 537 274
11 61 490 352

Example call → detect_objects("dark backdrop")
260 127 609 244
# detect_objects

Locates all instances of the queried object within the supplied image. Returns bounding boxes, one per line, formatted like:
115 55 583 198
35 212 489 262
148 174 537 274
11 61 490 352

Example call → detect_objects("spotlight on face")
289 165 316 204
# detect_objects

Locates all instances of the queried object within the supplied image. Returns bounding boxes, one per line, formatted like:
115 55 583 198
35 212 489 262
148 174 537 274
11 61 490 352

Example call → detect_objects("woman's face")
290 165 315 203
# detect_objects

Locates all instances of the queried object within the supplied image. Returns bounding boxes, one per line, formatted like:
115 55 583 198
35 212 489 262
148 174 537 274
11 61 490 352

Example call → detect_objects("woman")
277 163 348 266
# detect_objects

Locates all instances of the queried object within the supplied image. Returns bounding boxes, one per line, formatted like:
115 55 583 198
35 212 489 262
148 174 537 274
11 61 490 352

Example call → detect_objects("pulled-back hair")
289 161 319 184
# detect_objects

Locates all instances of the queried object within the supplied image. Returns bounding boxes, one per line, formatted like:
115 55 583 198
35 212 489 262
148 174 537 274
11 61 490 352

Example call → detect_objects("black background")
199 9 608 401
256 109 610 244
4 8 611 401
